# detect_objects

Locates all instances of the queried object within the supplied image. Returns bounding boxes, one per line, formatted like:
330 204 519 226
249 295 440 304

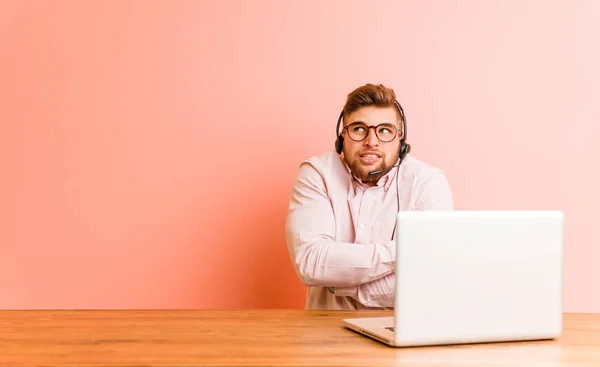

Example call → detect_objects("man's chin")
345 156 387 182
354 165 386 182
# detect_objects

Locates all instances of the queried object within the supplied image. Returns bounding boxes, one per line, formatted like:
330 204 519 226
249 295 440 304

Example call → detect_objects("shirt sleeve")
334 273 395 308
333 171 454 306
285 162 396 288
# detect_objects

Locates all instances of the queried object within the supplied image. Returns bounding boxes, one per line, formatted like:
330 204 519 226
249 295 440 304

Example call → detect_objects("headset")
334 100 411 240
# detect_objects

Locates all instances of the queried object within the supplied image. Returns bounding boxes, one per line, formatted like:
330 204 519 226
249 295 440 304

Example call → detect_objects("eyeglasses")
342 122 400 143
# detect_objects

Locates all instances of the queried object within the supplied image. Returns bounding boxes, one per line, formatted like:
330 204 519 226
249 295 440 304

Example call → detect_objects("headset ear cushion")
335 135 344 154
400 142 411 158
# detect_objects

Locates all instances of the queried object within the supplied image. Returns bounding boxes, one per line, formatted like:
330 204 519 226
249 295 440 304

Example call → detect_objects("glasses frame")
342 121 401 143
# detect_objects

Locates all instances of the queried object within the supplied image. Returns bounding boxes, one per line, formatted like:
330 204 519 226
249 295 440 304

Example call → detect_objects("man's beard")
344 153 389 183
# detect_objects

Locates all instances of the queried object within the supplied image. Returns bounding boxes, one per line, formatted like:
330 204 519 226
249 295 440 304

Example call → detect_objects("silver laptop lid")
393 210 564 346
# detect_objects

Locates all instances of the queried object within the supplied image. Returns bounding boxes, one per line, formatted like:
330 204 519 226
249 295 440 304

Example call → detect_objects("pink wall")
1 1 598 312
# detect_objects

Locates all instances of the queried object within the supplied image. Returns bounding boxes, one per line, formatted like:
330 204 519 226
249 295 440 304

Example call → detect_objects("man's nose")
364 128 379 146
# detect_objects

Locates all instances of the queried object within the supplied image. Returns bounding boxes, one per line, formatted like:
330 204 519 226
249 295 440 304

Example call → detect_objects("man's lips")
358 152 382 165
359 151 382 158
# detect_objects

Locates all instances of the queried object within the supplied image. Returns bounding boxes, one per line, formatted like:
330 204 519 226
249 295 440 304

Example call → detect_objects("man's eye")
379 128 391 134
352 126 366 133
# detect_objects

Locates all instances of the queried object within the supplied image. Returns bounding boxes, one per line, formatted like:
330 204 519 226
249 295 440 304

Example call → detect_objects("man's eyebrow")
349 120 396 126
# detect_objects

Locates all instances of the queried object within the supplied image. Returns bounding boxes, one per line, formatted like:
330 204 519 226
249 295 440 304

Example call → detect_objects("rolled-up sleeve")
285 162 395 288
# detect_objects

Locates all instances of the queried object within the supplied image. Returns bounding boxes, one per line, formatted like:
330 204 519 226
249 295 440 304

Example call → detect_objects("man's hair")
343 83 401 122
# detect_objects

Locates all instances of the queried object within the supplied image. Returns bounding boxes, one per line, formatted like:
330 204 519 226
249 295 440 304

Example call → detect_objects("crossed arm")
285 163 396 288
285 163 453 308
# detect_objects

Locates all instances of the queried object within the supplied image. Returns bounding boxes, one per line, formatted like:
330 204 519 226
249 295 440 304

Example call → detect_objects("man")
285 83 453 310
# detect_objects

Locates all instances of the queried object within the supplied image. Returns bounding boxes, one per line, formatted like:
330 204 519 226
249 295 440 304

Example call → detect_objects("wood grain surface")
1 310 599 366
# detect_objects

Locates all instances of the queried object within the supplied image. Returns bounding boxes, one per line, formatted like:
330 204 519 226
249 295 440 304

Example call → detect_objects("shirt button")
359 224 365 230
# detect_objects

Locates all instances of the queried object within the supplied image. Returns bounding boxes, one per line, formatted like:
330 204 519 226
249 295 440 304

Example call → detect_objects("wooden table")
1 310 599 366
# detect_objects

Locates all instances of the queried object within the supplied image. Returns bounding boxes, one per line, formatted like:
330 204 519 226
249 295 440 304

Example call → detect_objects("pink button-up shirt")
285 151 453 310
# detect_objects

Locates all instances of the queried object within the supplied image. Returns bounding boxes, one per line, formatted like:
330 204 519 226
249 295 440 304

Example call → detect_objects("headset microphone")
369 163 400 177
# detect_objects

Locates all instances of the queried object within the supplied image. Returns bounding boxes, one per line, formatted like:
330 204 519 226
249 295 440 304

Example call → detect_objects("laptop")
343 210 564 347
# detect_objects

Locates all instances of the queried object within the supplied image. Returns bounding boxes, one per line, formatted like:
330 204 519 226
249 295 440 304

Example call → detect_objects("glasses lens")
376 124 398 142
347 123 368 141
